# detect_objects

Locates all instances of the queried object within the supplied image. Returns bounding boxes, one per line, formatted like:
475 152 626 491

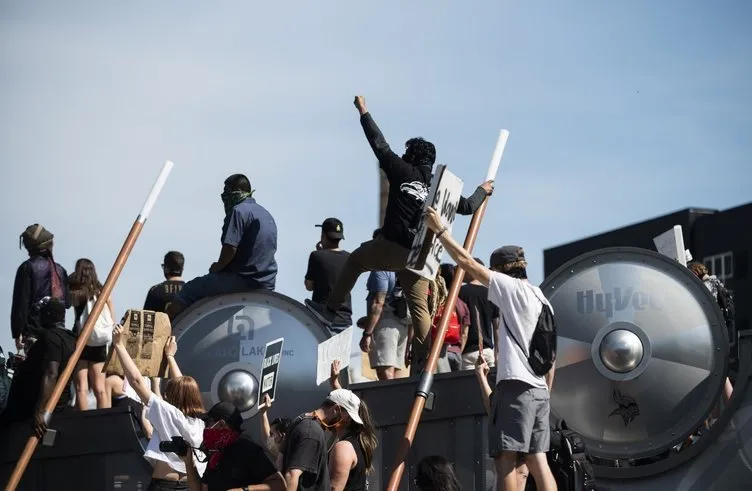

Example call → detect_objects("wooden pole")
4 160 174 491
385 131 509 491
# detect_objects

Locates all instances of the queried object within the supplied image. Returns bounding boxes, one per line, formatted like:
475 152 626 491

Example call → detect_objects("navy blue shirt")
221 198 278 290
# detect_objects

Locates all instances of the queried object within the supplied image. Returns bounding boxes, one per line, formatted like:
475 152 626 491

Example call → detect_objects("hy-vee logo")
576 287 662 319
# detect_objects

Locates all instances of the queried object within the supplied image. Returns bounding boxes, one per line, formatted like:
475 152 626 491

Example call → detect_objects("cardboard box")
104 309 172 377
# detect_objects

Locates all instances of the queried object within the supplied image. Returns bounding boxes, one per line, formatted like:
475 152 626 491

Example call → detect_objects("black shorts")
80 345 108 363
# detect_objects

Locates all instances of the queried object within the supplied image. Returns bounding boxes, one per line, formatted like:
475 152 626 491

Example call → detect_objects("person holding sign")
307 95 494 374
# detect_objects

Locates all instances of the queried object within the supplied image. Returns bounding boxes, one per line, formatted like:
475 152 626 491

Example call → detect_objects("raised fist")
353 95 367 114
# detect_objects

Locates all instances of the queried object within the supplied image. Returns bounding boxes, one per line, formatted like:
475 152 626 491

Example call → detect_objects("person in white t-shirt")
424 206 557 491
112 326 207 491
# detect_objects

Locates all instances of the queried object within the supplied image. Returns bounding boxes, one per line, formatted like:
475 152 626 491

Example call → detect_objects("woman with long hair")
328 391 378 491
415 455 463 491
112 326 207 491
69 258 115 410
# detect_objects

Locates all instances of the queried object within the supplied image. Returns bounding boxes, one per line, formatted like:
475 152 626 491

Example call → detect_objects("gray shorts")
488 379 550 456
368 313 408 370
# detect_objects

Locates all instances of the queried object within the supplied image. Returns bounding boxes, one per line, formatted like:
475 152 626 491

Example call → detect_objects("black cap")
316 217 344 240
207 402 243 432
490 245 525 269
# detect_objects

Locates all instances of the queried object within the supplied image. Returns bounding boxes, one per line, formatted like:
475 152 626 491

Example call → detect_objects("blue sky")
1 1 750 357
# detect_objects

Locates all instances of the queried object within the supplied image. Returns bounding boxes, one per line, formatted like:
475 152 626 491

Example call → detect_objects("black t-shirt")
458 283 499 354
202 432 278 491
305 250 352 326
1 326 75 425
282 415 330 491
359 113 432 249
143 280 185 313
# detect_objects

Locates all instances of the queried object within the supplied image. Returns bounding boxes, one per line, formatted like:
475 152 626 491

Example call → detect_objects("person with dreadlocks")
167 174 278 320
409 264 470 373
11 224 70 354
307 95 494 375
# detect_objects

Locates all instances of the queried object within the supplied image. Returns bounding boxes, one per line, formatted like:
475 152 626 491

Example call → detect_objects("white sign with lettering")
316 327 353 386
653 225 687 266
406 165 464 280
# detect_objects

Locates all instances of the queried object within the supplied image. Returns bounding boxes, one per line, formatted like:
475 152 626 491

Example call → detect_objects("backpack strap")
501 314 528 358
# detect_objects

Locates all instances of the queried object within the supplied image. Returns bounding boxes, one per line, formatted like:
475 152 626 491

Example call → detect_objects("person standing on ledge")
305 218 353 332
307 95 494 375
143 251 186 314
167 174 278 320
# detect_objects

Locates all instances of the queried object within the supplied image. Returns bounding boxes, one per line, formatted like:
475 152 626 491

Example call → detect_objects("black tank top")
342 434 367 491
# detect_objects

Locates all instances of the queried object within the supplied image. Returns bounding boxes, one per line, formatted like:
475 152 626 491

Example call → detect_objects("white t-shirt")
142 394 207 476
488 271 552 390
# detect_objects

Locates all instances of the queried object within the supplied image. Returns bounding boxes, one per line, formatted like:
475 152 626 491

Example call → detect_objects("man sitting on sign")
306 95 493 374
167 174 278 320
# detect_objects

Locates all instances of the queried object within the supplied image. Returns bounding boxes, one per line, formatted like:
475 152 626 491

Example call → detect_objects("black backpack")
713 280 737 359
503 298 557 376
526 420 596 491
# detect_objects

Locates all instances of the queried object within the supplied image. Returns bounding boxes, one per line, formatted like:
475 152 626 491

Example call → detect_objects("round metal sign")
541 247 728 460
172 291 337 420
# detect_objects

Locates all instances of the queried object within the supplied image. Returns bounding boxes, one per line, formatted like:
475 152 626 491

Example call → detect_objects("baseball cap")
316 217 344 240
490 245 525 269
326 389 363 425
207 402 243 432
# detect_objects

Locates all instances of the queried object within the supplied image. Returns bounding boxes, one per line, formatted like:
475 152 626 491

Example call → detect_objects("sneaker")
305 299 337 327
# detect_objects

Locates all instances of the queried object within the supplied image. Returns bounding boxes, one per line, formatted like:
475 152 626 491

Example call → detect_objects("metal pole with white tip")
5 160 175 491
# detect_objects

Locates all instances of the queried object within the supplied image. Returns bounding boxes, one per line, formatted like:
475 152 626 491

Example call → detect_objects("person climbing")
11 224 69 355
307 95 494 374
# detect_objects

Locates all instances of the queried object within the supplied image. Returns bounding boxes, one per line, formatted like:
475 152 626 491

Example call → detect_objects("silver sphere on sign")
218 370 258 412
600 329 644 373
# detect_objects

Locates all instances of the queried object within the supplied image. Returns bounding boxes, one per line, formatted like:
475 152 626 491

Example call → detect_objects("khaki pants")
326 237 431 374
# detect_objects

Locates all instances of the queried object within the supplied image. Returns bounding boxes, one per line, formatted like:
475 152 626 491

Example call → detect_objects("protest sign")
104 310 172 377
316 327 353 385
406 165 464 280
258 337 284 403
653 225 688 266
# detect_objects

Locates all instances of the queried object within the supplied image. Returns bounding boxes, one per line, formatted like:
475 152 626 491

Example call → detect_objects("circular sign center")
599 329 644 373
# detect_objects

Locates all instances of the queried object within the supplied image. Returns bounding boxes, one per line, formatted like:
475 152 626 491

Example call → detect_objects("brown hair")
498 259 528 279
69 258 103 305
688 261 708 279
346 399 378 475
164 376 205 418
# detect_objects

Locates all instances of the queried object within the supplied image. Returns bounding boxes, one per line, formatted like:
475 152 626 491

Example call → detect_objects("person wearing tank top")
326 390 377 491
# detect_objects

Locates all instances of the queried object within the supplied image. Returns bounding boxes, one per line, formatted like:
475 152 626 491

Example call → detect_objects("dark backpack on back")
388 280 409 320
714 280 737 359
526 420 596 491
503 297 557 376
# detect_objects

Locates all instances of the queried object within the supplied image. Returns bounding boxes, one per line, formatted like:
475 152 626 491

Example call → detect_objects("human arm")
260 393 272 441
304 252 316 292
34 359 60 438
106 298 115 322
111 325 152 404
228 473 286 491
359 272 389 353
474 356 493 416
329 360 342 390
11 263 31 346
545 362 555 392
493 316 500 359
354 96 409 177
456 181 494 216
329 441 357 491
140 406 154 440
424 207 491 287
164 336 183 378
284 432 323 490
181 450 203 491
284 469 303 491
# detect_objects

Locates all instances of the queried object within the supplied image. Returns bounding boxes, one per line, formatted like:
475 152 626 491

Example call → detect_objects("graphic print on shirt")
399 181 429 204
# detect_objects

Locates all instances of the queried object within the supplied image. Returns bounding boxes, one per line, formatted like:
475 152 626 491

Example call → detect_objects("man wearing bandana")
167 174 278 320
184 401 284 491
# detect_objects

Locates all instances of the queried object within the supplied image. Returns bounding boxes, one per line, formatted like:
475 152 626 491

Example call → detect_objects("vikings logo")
609 389 640 427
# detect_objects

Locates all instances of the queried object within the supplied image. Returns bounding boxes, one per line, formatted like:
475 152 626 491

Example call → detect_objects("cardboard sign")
258 337 284 403
406 165 464 280
104 310 172 377
653 226 687 266
316 327 353 385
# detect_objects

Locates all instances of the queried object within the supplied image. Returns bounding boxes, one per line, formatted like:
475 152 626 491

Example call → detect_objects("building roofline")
544 206 719 252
